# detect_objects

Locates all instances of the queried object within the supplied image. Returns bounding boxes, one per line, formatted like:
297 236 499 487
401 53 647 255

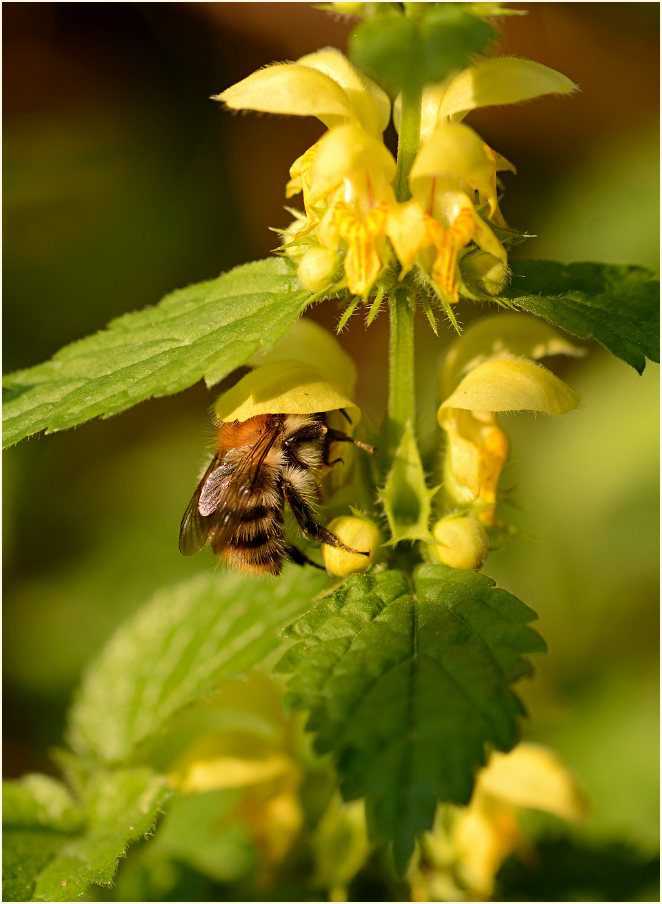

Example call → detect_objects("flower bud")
461 250 509 296
297 247 340 293
323 516 379 577
432 515 489 570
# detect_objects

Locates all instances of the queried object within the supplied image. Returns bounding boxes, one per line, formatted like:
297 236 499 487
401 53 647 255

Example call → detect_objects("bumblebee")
179 411 373 575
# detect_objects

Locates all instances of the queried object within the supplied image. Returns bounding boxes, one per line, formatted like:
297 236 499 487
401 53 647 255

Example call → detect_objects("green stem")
388 289 416 450
382 83 432 552
389 81 421 451
394 83 421 203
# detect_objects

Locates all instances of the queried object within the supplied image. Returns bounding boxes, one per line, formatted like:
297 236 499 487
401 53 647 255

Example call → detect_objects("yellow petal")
309 123 396 205
248 317 358 397
415 191 507 303
477 744 589 822
410 123 494 202
245 787 304 868
296 48 390 135
214 63 358 130
169 730 296 792
440 408 509 523
385 199 433 276
439 357 580 418
332 202 389 295
439 57 578 122
453 806 518 898
214 361 360 423
487 144 517 175
441 313 586 395
175 753 295 793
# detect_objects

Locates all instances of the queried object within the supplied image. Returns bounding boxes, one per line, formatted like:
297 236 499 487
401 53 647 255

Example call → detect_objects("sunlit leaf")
2 769 167 903
501 261 659 374
30 768 170 902
2 257 304 449
67 568 330 765
2 775 83 903
2 774 83 833
276 564 544 871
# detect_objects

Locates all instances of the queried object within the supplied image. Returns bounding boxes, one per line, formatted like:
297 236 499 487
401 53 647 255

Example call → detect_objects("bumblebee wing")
179 421 280 557
179 454 226 556
206 423 281 555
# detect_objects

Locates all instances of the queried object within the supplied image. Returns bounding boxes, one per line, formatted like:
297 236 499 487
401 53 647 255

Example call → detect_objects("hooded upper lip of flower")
214 46 391 137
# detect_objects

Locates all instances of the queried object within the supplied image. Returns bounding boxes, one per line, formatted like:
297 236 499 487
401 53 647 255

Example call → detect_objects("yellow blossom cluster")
216 48 575 307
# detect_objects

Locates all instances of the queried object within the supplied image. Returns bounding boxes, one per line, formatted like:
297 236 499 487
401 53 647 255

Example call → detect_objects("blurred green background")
3 1 659 895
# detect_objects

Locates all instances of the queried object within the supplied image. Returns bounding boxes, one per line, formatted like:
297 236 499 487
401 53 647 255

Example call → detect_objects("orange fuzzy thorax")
216 415 272 452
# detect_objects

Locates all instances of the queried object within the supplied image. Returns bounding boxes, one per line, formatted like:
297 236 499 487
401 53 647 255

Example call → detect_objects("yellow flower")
391 57 576 304
311 123 397 294
215 49 396 294
439 406 510 526
408 743 587 902
438 316 581 524
169 672 304 879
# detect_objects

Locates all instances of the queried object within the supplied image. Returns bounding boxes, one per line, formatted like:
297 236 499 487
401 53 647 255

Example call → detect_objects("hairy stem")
389 80 421 450
384 83 431 549
388 289 416 450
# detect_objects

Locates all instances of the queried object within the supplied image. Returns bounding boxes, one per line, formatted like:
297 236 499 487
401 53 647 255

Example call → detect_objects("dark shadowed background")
3 0 659 878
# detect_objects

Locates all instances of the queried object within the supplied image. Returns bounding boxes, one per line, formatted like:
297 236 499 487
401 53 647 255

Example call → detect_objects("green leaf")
3 774 83 833
2 257 305 449
349 7 494 94
350 16 423 94
420 6 496 82
130 789 255 885
67 567 330 765
30 767 170 902
2 770 167 902
276 564 545 872
381 421 436 543
2 774 83 902
501 260 660 374
3 829 70 903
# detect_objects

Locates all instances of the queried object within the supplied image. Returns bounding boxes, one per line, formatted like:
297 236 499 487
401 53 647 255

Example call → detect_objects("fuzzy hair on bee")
179 411 374 575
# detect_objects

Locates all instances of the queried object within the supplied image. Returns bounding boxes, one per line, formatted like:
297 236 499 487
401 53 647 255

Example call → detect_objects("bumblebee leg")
282 480 369 556
285 543 325 570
